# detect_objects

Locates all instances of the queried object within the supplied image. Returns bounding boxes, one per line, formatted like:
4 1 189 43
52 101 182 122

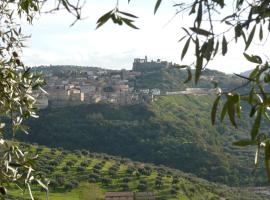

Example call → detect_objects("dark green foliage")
80 160 91 167
155 179 163 188
64 182 75 191
55 174 65 186
21 93 263 185
137 183 147 191
49 180 58 191
101 177 112 186
16 143 268 200
120 183 129 191
66 160 76 167
62 165 70 172
76 166 85 172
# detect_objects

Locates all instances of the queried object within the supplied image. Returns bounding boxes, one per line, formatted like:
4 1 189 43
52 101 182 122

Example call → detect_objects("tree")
55 174 65 187
0 0 86 198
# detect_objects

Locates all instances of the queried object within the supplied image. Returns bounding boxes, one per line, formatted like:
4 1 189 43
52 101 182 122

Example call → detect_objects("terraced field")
7 143 268 200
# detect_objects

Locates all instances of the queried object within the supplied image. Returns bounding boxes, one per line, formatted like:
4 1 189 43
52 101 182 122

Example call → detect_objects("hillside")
32 65 243 91
133 68 242 90
17 94 266 186
8 143 268 200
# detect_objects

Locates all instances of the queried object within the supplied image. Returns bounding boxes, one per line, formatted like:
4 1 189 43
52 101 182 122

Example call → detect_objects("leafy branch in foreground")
0 0 84 198
65 0 270 184
148 0 270 183
211 57 270 181
96 6 138 29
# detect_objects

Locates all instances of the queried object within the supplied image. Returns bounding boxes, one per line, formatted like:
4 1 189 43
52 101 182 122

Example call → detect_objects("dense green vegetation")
133 68 243 90
16 94 266 186
8 143 268 200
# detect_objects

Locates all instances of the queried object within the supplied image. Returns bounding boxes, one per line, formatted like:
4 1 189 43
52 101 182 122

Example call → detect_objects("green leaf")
96 10 113 29
181 38 191 60
189 2 197 15
211 95 221 125
235 94 241 118
259 24 263 41
178 35 187 42
213 40 219 56
234 24 242 42
118 11 138 18
220 101 228 122
113 15 123 25
195 36 200 57
196 1 202 27
204 38 214 61
251 107 262 140
245 25 256 51
233 139 256 146
195 56 203 84
227 95 237 128
190 27 213 36
249 105 257 117
122 18 139 29
154 0 162 14
241 30 247 44
222 35 227 56
249 66 259 79
221 13 236 22
214 0 225 8
243 53 262 64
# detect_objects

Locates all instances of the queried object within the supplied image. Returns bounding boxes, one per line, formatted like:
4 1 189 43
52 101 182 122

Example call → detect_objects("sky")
21 0 269 74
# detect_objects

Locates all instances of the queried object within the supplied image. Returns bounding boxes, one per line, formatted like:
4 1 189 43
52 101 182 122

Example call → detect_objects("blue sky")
22 0 267 73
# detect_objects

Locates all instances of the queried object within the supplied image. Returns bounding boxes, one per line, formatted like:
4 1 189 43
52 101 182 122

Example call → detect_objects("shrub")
77 166 86 172
62 165 70 172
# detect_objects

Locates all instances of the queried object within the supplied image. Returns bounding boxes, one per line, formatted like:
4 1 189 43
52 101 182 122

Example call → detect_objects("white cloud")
21 1 269 74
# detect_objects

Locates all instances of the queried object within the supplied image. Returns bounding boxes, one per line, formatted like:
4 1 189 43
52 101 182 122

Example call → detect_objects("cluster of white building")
32 57 218 109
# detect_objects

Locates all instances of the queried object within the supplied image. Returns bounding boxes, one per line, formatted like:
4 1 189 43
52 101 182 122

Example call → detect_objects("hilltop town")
33 56 220 109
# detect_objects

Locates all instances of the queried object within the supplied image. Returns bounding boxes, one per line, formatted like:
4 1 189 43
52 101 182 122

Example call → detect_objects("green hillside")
133 68 242 90
8 143 268 200
17 95 265 186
